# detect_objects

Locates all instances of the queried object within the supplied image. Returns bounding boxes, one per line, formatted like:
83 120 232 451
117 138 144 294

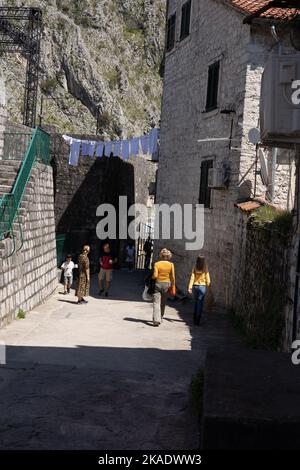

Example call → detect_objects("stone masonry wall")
285 156 300 351
0 163 57 327
0 73 7 160
232 210 292 351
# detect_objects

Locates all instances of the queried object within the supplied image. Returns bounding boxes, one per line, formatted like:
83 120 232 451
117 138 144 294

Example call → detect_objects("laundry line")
63 128 159 166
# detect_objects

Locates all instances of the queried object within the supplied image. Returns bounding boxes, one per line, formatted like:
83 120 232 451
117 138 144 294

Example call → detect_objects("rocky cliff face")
0 0 166 137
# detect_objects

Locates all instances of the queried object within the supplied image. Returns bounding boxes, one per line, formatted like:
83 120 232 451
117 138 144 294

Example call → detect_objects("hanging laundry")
114 141 121 157
149 128 159 154
69 140 81 167
88 141 96 157
81 141 90 156
95 142 104 157
140 134 150 155
63 135 81 166
122 140 130 160
104 141 113 157
130 137 140 156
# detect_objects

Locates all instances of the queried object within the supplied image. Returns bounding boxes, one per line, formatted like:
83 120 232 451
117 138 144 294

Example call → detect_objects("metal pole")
271 147 278 202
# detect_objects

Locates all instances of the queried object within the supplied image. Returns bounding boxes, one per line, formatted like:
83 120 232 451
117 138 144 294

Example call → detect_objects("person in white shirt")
61 255 76 294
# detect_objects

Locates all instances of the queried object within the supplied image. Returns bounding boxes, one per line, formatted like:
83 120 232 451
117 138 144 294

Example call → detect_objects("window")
180 0 192 41
205 61 220 112
166 13 176 52
199 160 213 208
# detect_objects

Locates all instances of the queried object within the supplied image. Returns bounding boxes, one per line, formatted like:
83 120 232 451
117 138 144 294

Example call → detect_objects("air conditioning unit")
260 53 300 146
208 168 226 189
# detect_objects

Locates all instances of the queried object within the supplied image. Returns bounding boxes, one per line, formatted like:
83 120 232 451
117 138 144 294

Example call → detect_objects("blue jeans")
192 285 206 325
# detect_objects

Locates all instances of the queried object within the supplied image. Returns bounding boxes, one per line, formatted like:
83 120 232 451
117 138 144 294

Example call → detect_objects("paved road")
0 270 237 450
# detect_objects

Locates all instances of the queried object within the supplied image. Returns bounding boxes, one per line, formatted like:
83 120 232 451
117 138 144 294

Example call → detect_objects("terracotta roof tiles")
226 0 300 21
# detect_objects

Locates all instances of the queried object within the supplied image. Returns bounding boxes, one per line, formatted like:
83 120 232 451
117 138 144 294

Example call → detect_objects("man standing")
98 242 118 297
143 236 153 270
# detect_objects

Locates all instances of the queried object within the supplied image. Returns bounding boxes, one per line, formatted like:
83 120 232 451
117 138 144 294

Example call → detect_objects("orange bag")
168 285 176 297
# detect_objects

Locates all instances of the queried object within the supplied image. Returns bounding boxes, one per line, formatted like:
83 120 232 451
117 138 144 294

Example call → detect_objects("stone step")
0 159 22 167
0 176 16 185
0 167 20 177
0 184 13 195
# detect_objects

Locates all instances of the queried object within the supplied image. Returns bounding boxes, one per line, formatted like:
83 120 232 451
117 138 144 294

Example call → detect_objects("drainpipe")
271 147 278 203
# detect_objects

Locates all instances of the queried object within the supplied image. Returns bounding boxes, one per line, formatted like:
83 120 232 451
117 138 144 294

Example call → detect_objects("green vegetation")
41 78 59 95
17 308 26 320
250 206 293 237
190 370 204 416
124 27 145 44
105 68 119 90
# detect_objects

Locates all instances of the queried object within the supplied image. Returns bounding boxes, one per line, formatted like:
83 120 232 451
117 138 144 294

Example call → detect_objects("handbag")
142 285 153 302
168 285 176 297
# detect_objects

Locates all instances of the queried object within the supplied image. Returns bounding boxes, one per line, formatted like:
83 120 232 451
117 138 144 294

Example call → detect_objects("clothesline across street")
63 128 160 166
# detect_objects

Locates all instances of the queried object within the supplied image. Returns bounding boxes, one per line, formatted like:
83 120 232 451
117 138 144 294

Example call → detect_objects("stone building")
156 0 298 308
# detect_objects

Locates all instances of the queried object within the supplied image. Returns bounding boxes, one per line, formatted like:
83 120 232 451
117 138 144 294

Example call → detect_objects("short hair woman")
152 248 176 327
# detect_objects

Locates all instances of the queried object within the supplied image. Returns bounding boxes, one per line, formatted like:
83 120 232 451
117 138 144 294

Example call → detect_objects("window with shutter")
205 61 220 112
166 13 176 52
180 0 192 41
199 160 213 208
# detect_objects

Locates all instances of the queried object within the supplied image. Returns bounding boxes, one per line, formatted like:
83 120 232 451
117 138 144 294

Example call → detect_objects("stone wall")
285 156 300 351
0 73 7 160
51 134 157 269
156 0 295 305
232 210 292 351
0 163 57 327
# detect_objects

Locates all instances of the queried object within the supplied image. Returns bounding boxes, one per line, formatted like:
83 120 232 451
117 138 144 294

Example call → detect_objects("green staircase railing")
0 128 51 247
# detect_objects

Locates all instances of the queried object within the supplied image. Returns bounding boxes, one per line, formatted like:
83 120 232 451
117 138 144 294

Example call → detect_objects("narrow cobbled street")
0 271 236 450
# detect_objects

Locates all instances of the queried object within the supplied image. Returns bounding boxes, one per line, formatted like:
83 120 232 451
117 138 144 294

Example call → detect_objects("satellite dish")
259 148 269 186
248 128 261 145
291 23 300 51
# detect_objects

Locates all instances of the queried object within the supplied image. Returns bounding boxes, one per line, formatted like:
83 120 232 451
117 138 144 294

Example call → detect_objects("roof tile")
227 0 300 21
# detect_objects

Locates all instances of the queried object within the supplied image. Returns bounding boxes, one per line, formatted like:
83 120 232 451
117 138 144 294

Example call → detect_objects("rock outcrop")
0 0 166 137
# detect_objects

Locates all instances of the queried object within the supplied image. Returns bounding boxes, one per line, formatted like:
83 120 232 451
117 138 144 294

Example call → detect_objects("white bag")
142 285 152 302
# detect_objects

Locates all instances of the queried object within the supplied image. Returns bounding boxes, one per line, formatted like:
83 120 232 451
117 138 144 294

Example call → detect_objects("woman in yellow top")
188 256 211 326
152 248 176 326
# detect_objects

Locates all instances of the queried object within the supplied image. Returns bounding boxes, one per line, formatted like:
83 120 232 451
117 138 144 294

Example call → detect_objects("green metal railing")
0 128 50 246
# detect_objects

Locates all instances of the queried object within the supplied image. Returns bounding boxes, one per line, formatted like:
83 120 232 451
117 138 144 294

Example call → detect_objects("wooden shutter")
206 61 220 111
167 13 176 51
180 0 192 40
199 160 213 208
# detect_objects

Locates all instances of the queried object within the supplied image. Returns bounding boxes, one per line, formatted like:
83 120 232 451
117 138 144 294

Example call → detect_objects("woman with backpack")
152 248 176 327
